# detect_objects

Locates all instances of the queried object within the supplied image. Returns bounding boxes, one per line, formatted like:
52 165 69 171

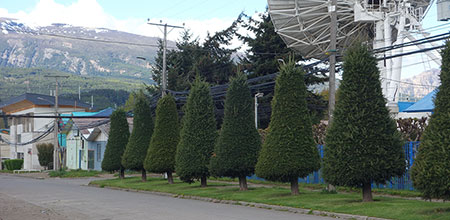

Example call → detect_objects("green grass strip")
49 169 104 178
90 177 450 220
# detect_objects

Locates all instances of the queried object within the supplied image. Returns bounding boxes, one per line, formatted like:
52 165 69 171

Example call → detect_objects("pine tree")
255 60 320 195
323 43 405 202
176 78 217 187
144 94 179 184
121 92 153 181
210 73 261 190
101 109 130 179
237 11 327 126
411 41 450 200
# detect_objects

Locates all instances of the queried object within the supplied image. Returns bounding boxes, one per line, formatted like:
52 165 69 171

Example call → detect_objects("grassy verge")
49 169 104 178
90 177 450 220
211 177 423 198
0 170 13 173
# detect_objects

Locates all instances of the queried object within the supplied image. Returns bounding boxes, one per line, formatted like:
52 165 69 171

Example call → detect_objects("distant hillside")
400 69 440 99
0 67 145 101
60 89 130 110
0 18 166 81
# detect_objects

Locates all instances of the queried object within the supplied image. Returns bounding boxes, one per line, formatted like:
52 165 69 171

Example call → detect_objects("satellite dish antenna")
268 0 437 111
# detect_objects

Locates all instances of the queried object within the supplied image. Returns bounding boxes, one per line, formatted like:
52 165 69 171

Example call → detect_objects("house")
65 117 110 171
0 93 91 170
64 108 132 171
397 89 436 119
0 129 11 169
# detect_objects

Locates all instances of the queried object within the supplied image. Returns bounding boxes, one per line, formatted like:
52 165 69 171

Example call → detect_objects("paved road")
0 175 333 220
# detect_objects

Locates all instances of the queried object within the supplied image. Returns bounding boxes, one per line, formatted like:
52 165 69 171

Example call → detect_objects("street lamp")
136 56 159 89
254 92 264 129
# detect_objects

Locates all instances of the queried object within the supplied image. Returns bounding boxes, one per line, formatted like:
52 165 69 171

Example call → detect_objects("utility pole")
147 19 184 97
45 75 69 171
328 0 337 123
327 0 338 192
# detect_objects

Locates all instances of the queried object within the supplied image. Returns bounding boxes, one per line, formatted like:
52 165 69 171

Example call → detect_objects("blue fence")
249 141 420 190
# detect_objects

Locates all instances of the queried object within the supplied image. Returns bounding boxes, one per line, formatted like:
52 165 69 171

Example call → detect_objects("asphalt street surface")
0 174 333 220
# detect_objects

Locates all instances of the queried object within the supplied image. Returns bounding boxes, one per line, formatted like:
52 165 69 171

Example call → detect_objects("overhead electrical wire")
0 123 54 145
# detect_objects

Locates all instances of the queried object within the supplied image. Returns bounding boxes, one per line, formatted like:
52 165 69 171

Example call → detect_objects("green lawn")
49 169 104 178
212 177 423 198
0 170 13 173
90 177 450 220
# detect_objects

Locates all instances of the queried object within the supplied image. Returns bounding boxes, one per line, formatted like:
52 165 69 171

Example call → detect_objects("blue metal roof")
403 89 437 113
93 107 114 117
398 102 416 112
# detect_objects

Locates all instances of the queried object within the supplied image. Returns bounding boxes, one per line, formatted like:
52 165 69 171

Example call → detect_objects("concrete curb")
88 183 390 220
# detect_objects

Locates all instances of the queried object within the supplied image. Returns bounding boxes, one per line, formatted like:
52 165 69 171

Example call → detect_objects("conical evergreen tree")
144 94 179 184
255 60 320 195
210 73 261 191
412 41 450 200
176 77 217 187
122 91 153 181
323 43 405 202
102 109 130 179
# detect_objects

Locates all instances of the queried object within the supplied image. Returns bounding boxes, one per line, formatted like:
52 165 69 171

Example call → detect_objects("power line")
381 77 439 88
40 32 168 48
377 44 446 60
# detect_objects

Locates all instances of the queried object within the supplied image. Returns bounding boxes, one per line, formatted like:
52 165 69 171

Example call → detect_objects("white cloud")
0 0 243 44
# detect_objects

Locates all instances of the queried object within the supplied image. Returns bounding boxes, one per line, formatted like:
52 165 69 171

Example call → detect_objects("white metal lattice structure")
268 0 436 111
268 0 372 59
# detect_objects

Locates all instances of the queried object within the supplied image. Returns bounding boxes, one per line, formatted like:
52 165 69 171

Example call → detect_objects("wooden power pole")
45 75 69 171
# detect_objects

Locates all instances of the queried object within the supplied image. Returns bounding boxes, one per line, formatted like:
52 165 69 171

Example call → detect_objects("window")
17 134 21 144
17 152 24 159
97 144 102 161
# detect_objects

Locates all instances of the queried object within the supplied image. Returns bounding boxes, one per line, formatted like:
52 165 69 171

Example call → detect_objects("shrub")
144 94 179 184
4 159 24 170
176 77 217 186
322 43 405 202
37 143 54 169
255 59 320 195
209 73 261 190
101 109 130 179
122 91 154 181
412 41 450 200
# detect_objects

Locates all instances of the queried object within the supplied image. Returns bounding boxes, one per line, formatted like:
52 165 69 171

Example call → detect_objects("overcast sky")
0 0 448 79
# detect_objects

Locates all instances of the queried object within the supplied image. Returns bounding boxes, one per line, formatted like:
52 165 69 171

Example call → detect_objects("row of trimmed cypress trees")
101 41 450 201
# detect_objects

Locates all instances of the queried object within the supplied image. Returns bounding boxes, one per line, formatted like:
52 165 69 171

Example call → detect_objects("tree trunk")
239 176 248 191
290 178 299 195
141 169 147 182
200 176 207 187
167 172 174 184
362 183 373 202
119 168 125 179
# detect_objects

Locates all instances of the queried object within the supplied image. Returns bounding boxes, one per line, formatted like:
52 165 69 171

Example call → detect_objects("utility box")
437 0 450 21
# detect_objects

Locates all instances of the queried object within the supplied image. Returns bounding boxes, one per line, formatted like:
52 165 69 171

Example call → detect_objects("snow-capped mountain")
399 68 440 99
0 17 166 79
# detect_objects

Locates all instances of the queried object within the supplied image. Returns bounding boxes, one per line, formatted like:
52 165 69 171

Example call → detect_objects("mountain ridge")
400 68 440 100
0 17 165 81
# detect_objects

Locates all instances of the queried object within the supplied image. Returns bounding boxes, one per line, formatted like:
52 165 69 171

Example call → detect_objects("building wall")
9 107 86 170
66 130 88 170
87 141 106 171
0 133 10 160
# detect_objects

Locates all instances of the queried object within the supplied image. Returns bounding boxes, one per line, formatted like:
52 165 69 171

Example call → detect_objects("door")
88 150 95 170
79 150 82 169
